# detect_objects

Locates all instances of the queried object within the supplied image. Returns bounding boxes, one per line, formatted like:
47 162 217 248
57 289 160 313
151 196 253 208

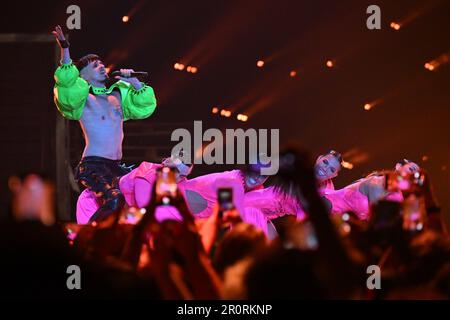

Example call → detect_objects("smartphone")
155 167 178 205
218 187 234 217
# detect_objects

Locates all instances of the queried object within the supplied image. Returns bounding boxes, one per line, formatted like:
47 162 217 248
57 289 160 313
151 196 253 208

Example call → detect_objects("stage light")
174 63 185 70
257 60 265 67
237 114 248 122
341 161 354 169
364 103 372 111
326 60 334 68
122 16 129 23
424 62 435 71
212 107 219 114
390 22 401 30
423 53 450 72
105 66 111 73
289 70 297 77
422 155 429 162
185 66 198 73
220 109 231 117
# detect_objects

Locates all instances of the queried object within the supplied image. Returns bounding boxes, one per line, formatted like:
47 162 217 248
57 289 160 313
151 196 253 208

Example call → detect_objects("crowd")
1 146 449 299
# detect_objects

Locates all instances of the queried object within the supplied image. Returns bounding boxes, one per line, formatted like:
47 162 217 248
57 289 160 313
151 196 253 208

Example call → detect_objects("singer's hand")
52 25 66 48
114 69 142 90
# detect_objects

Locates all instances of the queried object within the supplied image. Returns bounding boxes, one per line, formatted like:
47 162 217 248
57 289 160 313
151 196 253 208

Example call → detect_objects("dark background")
0 0 449 226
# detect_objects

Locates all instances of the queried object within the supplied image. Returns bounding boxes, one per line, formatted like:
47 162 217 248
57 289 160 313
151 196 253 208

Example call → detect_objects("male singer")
52 25 157 222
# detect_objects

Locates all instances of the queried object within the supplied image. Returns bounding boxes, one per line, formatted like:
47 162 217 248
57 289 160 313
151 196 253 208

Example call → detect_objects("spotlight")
212 107 219 114
424 62 435 71
174 63 185 70
220 109 231 117
257 60 264 67
237 114 248 122
341 161 354 169
364 103 372 111
289 70 297 77
186 66 198 73
326 60 334 68
422 155 429 162
390 22 400 30
122 16 129 23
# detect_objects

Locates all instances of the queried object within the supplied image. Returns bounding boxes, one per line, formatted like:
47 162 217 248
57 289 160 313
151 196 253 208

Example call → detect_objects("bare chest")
84 91 123 121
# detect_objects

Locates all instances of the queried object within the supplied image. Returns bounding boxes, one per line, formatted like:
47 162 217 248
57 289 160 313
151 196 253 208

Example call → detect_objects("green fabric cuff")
59 59 73 68
130 84 149 95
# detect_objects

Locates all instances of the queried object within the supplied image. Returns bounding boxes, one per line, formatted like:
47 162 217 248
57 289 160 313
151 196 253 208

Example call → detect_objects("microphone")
111 70 148 80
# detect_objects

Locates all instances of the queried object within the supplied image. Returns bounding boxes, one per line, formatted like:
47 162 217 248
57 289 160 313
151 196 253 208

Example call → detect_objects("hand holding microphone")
113 69 148 90
112 69 148 79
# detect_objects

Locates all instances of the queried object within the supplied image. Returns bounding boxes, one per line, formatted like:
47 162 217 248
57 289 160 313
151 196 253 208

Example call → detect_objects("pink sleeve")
242 207 269 236
325 188 370 220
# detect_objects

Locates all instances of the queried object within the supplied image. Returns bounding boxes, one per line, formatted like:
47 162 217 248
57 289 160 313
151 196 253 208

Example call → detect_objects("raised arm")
52 25 89 120
52 25 71 65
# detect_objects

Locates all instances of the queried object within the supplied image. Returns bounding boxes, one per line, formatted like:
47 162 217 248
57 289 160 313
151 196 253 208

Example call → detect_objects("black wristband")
59 39 70 49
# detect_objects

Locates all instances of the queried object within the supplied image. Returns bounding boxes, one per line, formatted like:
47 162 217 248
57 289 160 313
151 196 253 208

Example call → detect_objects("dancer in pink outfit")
77 157 191 224
76 157 269 232
242 150 344 235
315 150 343 193
322 159 420 220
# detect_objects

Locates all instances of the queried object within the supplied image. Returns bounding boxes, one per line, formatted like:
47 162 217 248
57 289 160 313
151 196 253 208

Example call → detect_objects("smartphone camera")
218 188 234 216
155 167 178 205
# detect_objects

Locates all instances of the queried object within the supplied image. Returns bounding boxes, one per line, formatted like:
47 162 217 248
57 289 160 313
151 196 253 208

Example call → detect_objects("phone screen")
155 167 177 205
218 188 234 212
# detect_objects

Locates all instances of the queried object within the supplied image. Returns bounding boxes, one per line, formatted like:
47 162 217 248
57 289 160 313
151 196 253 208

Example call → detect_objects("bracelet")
59 39 70 49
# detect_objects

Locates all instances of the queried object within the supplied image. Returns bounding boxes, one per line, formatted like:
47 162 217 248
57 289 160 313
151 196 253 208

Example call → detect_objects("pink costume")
77 164 268 232
243 186 306 222
322 176 404 220
76 162 182 224
242 178 335 226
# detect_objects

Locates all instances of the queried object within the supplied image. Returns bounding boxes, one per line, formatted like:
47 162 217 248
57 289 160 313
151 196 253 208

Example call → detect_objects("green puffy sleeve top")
53 61 157 121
